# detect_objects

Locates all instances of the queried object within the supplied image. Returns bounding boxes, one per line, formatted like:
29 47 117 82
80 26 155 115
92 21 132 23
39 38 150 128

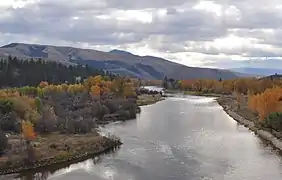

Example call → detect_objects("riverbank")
217 96 282 153
184 91 223 97
0 133 121 175
137 94 165 106
0 94 162 175
164 89 225 97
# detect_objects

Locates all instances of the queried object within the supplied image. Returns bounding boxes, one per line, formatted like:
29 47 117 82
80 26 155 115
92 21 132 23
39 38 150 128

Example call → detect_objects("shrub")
0 99 13 114
0 112 20 132
35 105 58 133
265 112 282 131
104 99 120 113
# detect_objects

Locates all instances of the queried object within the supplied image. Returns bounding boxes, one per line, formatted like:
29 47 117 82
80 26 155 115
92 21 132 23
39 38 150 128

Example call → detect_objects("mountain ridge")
0 43 239 80
230 67 282 77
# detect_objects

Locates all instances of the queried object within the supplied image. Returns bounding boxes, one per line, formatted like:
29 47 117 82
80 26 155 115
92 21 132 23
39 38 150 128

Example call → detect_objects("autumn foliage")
176 76 282 123
39 81 49 88
91 85 101 97
248 86 282 120
21 120 36 141
178 78 277 95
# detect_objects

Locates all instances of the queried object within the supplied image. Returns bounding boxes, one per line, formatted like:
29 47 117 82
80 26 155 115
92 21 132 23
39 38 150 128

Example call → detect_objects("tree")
22 120 36 141
35 105 57 133
163 76 168 89
21 120 36 162
39 81 49 88
0 130 7 156
91 85 101 97
110 77 126 97
124 83 137 98
235 92 243 110
248 86 282 120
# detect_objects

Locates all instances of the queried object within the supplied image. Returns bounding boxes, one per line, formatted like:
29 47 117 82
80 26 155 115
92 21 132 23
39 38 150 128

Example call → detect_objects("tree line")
0 56 115 88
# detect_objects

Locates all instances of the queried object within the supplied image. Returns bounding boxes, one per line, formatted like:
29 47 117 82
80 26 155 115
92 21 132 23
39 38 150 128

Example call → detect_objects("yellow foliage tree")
91 85 101 97
123 84 136 98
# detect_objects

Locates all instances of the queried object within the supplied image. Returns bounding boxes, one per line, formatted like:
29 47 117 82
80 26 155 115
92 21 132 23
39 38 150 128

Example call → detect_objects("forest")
0 56 115 87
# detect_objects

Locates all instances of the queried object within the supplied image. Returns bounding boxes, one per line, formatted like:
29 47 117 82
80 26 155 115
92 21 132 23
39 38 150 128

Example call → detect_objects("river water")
3 95 282 180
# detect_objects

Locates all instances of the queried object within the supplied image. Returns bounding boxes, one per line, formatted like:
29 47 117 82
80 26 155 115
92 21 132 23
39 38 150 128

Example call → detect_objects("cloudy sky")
1 0 282 69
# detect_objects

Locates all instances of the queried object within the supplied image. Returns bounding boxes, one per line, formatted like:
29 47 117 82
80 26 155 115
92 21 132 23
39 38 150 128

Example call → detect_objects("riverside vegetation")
0 57 164 175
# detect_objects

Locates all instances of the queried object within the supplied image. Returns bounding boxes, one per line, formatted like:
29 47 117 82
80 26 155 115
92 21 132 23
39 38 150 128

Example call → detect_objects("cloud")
1 0 282 68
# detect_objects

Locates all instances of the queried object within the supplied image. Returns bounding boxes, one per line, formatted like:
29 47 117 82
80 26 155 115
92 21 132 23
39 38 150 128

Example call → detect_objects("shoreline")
0 95 162 176
137 94 165 106
216 96 282 154
0 136 122 176
161 90 282 154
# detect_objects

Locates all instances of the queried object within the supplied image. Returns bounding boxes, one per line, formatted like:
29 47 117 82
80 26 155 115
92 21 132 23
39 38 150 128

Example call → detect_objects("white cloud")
1 0 282 68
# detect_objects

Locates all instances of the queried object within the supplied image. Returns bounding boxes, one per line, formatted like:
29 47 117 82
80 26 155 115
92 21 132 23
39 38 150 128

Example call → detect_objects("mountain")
230 67 282 77
0 43 239 80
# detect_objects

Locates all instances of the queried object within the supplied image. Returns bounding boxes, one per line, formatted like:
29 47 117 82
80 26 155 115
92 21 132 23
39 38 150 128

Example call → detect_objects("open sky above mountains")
0 0 282 69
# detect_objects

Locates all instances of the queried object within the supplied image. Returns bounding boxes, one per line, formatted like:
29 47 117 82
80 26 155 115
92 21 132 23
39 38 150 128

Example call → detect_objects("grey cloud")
104 0 194 9
203 58 282 69
0 0 282 68
0 2 227 45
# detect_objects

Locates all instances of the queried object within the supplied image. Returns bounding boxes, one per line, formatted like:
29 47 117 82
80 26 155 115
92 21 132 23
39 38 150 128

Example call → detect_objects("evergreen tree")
163 76 168 89
0 56 112 88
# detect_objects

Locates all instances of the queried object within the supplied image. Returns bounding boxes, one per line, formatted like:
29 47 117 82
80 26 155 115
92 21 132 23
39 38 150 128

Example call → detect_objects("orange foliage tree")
90 85 101 97
248 86 282 120
21 120 36 161
21 120 36 141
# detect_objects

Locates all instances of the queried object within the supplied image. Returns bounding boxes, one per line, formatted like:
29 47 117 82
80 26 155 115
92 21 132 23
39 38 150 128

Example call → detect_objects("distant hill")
0 43 239 80
259 73 282 80
230 67 282 77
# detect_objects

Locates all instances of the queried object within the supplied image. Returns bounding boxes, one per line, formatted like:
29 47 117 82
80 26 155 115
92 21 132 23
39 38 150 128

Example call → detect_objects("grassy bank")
217 96 282 153
163 89 224 97
183 91 223 97
137 94 165 106
0 133 121 175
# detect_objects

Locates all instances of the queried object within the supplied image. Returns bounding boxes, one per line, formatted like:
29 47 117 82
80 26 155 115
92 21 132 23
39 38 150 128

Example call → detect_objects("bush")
265 112 282 131
104 99 120 113
0 112 20 132
0 99 13 114
35 105 58 133
0 130 8 156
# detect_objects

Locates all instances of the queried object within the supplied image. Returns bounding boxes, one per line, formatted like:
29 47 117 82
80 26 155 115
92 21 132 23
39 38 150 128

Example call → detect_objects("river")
2 95 282 180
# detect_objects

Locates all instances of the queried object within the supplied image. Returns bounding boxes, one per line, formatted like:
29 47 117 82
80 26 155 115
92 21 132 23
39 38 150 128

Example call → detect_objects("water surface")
3 95 282 180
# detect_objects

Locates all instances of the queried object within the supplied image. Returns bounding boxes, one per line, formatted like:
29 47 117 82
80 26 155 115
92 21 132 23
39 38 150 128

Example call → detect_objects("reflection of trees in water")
18 171 49 180
17 146 121 180
92 146 120 164
33 172 49 180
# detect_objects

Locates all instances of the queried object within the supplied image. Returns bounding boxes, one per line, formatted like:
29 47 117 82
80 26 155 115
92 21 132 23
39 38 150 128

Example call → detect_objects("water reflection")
1 96 282 180
12 147 120 180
